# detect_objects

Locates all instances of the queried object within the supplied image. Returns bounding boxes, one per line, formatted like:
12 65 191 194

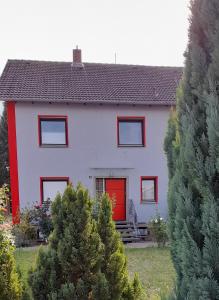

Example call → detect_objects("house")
0 49 182 224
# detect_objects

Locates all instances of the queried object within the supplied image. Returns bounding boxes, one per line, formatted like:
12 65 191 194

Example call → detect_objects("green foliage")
31 199 53 240
29 185 142 299
12 208 37 247
0 103 9 187
165 0 219 298
29 184 104 299
97 193 142 300
0 231 22 299
148 213 168 247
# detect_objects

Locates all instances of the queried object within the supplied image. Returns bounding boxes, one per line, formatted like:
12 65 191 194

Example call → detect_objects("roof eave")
0 97 176 106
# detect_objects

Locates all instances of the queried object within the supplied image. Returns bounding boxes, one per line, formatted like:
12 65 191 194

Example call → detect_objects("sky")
0 0 190 114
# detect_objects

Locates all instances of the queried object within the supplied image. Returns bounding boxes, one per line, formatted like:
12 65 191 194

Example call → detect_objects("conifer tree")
0 231 23 300
0 103 9 187
0 207 22 299
29 184 104 299
165 0 219 298
97 193 142 300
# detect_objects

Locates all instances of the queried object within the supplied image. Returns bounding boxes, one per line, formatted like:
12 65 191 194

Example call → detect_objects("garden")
0 183 174 300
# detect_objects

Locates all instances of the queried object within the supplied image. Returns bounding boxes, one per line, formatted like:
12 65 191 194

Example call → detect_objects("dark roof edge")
6 59 183 70
0 98 176 106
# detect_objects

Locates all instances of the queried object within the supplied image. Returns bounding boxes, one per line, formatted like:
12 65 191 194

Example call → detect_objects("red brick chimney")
73 46 83 67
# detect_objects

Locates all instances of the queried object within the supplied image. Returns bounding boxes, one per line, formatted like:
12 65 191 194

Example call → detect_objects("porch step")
115 221 148 243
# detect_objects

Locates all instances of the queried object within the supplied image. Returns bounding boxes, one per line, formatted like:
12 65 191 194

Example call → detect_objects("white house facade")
0 49 182 223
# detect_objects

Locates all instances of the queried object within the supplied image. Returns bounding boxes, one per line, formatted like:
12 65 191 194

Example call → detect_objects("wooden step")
122 237 140 243
115 221 130 225
116 224 133 229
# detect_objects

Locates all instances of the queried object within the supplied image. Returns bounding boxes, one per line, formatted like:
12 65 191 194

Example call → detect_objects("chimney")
72 46 83 67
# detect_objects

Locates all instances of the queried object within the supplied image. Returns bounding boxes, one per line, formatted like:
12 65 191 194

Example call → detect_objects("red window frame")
38 115 69 147
40 177 69 205
117 116 146 147
140 176 158 203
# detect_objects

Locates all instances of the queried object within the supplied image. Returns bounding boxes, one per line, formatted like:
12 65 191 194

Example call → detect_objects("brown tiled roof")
0 59 182 105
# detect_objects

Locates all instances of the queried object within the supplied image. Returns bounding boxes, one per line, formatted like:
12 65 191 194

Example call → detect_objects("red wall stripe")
7 102 20 223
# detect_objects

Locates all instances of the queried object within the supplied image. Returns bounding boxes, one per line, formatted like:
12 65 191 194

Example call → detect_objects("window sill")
141 201 157 205
39 145 69 148
117 145 145 148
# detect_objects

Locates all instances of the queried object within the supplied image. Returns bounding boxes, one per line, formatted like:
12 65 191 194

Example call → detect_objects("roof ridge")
7 59 183 70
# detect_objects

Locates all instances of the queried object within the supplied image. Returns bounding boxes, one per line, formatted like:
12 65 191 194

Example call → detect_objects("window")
38 116 68 146
117 117 145 146
96 178 105 199
141 176 158 203
40 177 69 204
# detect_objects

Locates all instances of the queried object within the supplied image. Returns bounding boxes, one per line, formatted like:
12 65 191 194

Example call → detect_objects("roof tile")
0 59 182 105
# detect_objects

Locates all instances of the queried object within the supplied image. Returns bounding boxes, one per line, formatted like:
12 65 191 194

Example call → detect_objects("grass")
15 246 175 300
125 247 175 299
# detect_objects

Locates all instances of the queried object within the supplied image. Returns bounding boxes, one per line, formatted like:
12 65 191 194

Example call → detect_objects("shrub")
0 194 23 299
31 199 53 240
12 208 37 247
0 184 10 216
148 213 168 247
97 193 142 300
29 184 104 299
29 184 142 299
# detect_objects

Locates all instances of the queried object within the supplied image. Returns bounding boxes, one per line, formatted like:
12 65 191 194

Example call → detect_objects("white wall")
15 102 170 222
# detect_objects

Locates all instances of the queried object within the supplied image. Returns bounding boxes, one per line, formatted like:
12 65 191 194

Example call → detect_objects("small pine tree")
97 193 142 300
0 231 22 300
29 184 104 299
0 103 9 187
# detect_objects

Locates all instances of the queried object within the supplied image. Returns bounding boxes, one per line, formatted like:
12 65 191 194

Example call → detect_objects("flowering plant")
148 213 168 247
0 184 10 222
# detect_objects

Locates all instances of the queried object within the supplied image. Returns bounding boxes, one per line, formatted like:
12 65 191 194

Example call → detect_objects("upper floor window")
141 176 158 203
117 117 145 147
38 116 68 146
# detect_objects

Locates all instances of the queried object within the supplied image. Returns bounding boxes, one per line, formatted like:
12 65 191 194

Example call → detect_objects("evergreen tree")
165 0 219 298
97 193 142 300
0 229 22 299
0 103 9 187
29 184 104 299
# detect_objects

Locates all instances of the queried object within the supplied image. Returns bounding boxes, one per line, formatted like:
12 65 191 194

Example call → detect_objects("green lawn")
15 246 175 300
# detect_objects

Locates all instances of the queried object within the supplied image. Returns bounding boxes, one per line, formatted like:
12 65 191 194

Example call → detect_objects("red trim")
140 176 158 203
117 116 146 147
7 102 20 223
40 177 69 205
38 115 69 147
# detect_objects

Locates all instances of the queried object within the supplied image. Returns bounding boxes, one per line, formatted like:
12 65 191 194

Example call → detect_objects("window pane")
43 180 68 202
119 121 143 145
41 120 66 145
142 179 155 201
96 178 104 199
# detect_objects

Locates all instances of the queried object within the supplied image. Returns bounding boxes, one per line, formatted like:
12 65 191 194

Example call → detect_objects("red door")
105 178 126 221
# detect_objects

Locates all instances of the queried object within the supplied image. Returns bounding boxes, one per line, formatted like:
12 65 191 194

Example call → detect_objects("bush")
31 199 53 240
12 208 37 247
148 213 168 247
0 194 23 299
29 184 142 299
12 200 53 247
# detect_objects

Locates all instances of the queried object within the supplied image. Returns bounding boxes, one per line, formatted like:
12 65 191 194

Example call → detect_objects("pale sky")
0 0 190 114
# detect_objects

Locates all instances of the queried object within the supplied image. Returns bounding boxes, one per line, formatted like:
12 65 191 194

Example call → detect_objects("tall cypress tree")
0 103 9 187
165 0 219 298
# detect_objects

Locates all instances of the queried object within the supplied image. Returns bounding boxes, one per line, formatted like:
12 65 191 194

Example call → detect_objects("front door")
105 178 126 221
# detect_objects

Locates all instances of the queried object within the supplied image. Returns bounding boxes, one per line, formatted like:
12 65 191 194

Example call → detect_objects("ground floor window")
95 178 105 198
40 177 69 204
141 176 158 203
